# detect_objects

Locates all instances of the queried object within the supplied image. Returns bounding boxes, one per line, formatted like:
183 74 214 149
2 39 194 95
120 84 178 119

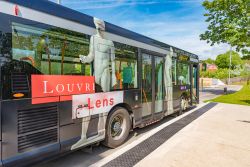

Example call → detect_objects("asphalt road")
35 85 242 167
199 85 242 102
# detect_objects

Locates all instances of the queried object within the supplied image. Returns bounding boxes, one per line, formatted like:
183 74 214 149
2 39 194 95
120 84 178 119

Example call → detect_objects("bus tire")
103 107 131 148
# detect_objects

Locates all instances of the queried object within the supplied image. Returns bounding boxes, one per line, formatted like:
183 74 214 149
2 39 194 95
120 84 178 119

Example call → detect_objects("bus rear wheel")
103 107 131 148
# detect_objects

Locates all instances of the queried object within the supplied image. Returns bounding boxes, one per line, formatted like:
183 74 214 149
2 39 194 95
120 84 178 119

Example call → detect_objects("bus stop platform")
92 103 250 167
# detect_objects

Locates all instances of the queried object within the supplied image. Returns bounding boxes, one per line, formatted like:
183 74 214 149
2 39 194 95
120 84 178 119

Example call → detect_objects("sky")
50 0 230 60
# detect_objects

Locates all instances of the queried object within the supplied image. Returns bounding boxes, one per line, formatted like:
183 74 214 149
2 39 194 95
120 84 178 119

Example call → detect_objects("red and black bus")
0 0 199 166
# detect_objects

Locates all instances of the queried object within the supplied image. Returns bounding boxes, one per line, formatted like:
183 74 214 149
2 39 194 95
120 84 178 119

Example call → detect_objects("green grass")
207 84 250 106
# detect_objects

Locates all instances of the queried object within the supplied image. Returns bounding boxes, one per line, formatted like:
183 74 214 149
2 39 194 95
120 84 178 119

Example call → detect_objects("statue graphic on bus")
71 18 118 150
79 17 116 92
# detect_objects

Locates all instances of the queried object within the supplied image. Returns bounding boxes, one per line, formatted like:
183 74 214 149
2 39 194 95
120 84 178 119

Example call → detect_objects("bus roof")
7 0 199 60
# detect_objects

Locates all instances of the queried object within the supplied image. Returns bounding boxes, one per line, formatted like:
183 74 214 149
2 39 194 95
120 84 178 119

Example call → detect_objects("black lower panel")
103 103 217 167
1 99 60 166
86 114 99 138
3 143 60 167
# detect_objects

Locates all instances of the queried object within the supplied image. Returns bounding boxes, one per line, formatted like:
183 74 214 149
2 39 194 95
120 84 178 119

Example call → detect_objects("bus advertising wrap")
31 75 95 104
72 91 124 119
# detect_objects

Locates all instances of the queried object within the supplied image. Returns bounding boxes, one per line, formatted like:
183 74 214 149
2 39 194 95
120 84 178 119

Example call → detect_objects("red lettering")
96 100 101 108
109 98 114 105
88 98 94 109
103 98 108 107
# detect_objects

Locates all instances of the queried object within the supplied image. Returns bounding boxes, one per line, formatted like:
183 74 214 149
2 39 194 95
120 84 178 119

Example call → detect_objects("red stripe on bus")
32 97 60 104
60 95 72 101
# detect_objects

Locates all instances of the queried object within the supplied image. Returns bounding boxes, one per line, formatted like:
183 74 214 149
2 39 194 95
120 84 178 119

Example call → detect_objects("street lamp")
228 46 232 85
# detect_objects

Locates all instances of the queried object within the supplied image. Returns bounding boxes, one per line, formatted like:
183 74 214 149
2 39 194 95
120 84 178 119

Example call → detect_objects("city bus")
0 0 199 166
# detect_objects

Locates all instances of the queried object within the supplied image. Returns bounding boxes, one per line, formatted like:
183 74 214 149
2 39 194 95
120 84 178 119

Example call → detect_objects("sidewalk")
135 103 250 167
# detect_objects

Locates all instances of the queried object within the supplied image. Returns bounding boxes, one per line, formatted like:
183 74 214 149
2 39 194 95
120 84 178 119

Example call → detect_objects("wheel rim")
110 114 126 140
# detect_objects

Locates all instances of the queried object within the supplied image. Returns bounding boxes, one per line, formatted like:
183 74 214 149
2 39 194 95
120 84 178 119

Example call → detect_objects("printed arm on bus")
111 43 117 87
79 36 94 63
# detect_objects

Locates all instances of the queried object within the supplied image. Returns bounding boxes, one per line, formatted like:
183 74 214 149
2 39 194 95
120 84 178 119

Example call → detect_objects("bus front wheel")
103 107 131 148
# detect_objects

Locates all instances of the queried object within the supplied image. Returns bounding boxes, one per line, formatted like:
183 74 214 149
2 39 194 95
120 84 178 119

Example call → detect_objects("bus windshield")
12 22 91 75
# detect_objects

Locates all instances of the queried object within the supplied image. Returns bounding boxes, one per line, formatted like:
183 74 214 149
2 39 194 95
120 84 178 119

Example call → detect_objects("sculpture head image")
94 17 105 37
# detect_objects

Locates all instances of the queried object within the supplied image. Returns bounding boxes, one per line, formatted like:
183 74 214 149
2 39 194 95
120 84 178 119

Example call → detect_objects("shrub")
200 68 239 79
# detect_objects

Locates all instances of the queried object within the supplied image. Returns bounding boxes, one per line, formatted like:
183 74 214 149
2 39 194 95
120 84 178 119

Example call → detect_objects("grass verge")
207 84 250 106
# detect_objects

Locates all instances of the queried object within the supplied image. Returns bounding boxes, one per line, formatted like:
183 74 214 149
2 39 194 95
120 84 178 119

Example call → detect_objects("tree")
215 51 242 69
203 58 215 64
240 63 250 85
200 0 250 54
242 55 250 60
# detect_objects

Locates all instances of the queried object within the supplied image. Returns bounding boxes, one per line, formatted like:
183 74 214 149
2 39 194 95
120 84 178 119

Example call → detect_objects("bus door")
141 53 153 122
192 64 199 103
141 53 165 123
154 56 165 120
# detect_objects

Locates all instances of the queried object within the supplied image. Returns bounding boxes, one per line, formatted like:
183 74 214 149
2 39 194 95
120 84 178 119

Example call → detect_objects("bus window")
12 22 90 75
113 42 138 90
177 63 190 85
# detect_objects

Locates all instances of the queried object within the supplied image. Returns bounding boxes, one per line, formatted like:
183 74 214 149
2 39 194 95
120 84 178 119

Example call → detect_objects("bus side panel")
2 100 18 161
0 101 2 167
0 142 2 167
59 124 81 152
58 100 103 152
172 85 182 111
123 89 141 127
1 100 60 166
59 100 82 152
0 101 1 141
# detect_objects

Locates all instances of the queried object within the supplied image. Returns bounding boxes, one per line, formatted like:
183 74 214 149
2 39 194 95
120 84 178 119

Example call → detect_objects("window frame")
111 42 139 91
